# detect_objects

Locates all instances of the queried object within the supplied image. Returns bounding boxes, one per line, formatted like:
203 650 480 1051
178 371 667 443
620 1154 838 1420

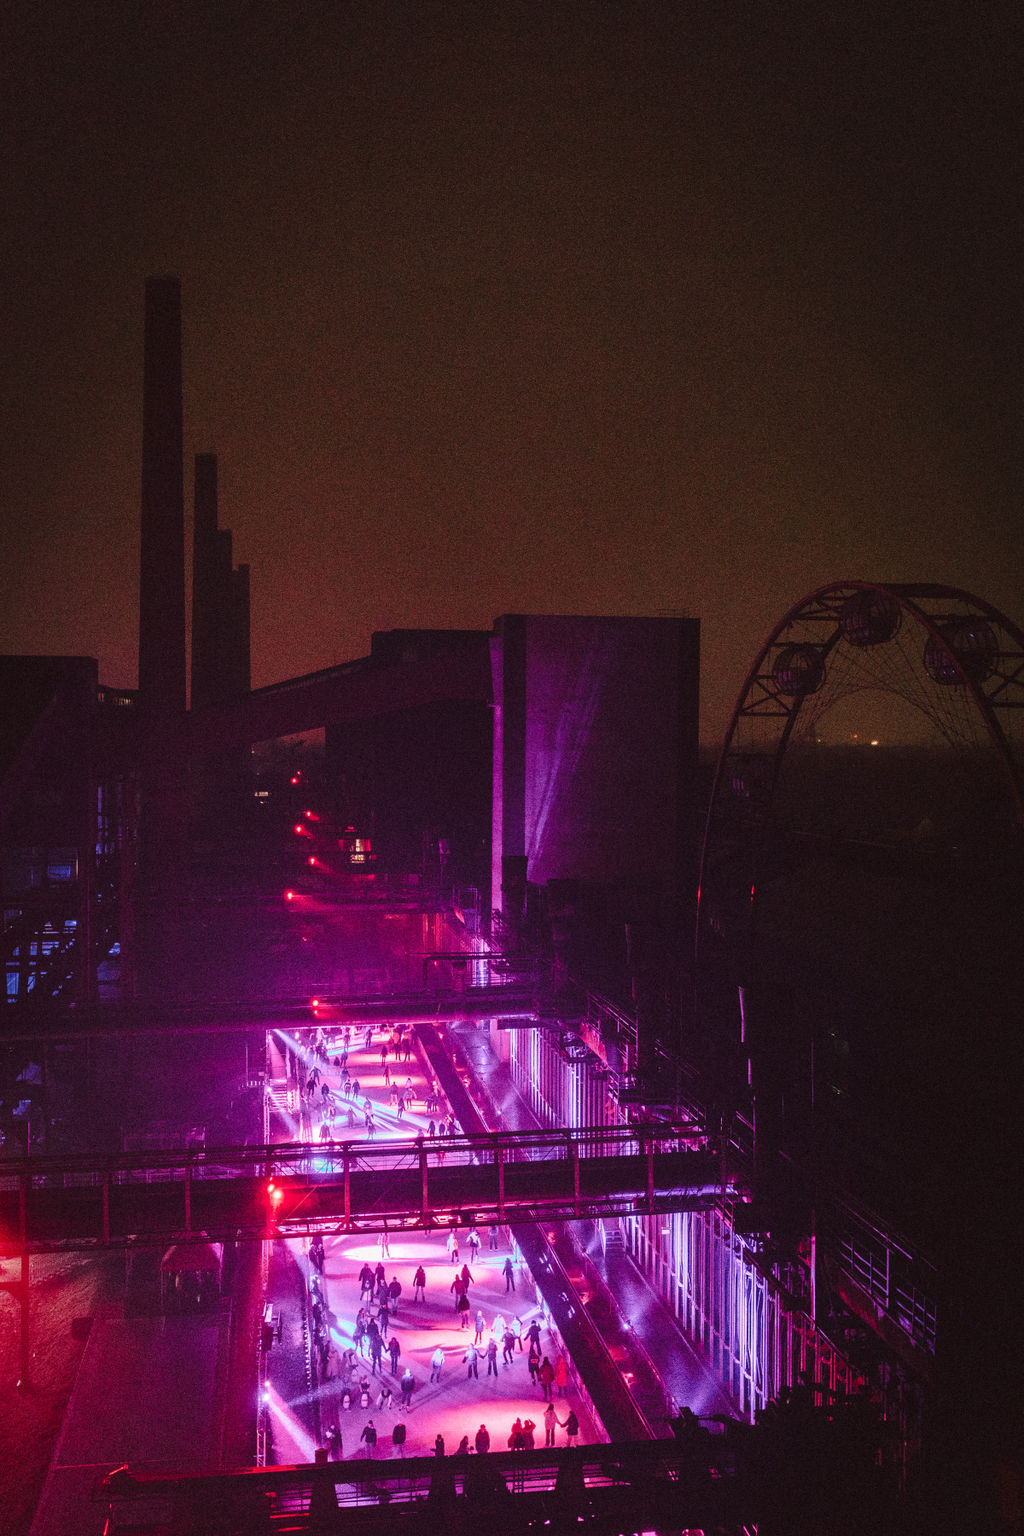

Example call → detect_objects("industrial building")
3 278 1023 1532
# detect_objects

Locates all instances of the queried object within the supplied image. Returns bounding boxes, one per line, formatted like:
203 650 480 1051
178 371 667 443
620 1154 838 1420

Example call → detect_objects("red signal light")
267 1179 284 1210
284 889 296 902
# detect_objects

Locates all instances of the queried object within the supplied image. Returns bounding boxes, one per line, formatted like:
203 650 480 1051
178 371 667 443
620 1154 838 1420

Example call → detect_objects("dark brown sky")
2 0 1022 744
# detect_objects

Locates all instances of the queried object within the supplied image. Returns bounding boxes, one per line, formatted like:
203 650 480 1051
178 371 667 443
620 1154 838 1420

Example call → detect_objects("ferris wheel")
695 581 1024 1028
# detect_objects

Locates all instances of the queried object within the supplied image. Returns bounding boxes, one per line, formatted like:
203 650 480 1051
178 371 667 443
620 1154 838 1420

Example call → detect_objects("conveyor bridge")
0 1122 738 1254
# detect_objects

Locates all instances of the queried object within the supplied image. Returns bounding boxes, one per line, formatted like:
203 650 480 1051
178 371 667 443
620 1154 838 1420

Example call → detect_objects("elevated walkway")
0 1124 734 1251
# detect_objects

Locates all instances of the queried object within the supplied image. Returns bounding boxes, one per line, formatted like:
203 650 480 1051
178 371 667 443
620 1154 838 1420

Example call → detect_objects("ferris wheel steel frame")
695 579 1024 1013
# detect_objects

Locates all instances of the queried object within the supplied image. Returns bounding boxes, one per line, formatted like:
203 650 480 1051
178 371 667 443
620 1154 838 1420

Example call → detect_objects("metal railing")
828 1197 938 1357
0 1122 732 1255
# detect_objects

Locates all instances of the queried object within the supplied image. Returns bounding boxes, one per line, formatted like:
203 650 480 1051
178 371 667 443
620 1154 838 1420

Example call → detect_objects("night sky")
3 1 1022 745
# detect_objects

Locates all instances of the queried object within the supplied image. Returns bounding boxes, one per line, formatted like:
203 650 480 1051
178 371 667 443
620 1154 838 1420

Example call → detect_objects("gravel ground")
0 1250 122 1536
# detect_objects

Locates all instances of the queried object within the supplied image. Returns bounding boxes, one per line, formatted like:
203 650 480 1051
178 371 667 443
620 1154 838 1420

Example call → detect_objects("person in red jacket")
554 1354 569 1396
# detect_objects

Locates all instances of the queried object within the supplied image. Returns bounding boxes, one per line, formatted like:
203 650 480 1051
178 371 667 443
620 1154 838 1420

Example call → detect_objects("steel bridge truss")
0 1121 741 1255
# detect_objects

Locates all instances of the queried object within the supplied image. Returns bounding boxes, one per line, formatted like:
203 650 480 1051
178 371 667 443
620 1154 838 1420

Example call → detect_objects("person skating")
502 1256 515 1292
485 1337 498 1377
413 1264 427 1302
560 1409 580 1447
544 1402 558 1447
475 1424 490 1454
400 1367 415 1407
539 1357 555 1400
464 1342 480 1379
554 1353 569 1396
430 1345 445 1383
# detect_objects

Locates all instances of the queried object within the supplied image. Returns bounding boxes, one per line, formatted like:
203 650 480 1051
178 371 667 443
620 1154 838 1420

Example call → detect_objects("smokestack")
231 564 251 695
139 275 186 714
191 452 252 710
134 277 188 1000
191 451 218 713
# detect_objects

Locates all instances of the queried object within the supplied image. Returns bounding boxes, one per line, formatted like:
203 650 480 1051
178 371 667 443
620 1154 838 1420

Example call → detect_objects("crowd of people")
282 1019 589 1464
321 1245 581 1459
297 1020 450 1142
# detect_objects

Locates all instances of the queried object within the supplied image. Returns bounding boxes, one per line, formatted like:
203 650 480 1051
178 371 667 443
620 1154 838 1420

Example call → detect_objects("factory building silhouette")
2 278 1022 1532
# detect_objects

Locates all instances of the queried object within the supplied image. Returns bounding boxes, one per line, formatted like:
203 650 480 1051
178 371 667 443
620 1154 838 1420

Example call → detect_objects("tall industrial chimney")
191 451 218 714
191 452 252 709
139 275 186 714
134 276 188 999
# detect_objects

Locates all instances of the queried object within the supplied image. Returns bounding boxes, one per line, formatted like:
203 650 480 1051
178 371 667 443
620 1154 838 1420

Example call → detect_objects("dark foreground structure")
94 1427 892 1536
4 279 1024 1534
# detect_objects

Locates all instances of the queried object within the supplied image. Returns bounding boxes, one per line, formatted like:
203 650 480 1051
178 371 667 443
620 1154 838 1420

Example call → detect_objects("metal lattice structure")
697 580 1024 982
0 1122 730 1255
692 579 1024 1389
